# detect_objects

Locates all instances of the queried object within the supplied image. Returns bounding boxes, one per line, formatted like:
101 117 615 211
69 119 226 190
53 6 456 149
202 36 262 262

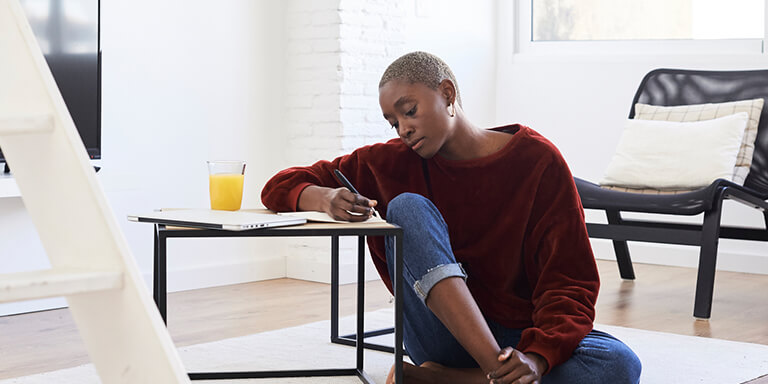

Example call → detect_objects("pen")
333 169 379 218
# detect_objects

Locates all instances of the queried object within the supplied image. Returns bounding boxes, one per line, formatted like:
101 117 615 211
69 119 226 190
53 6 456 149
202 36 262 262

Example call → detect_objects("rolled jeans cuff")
412 263 467 304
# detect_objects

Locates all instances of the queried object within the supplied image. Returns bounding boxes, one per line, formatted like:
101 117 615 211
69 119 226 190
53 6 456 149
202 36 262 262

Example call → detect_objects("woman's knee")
547 332 641 384
384 193 456 278
386 193 449 239
605 340 642 384
589 335 642 384
386 192 434 225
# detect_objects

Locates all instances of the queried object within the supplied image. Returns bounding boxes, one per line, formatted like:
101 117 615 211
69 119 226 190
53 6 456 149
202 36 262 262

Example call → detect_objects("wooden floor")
1 259 768 382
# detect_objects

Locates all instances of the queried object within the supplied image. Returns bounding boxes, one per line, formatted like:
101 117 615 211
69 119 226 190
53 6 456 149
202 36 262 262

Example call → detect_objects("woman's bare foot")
386 361 487 384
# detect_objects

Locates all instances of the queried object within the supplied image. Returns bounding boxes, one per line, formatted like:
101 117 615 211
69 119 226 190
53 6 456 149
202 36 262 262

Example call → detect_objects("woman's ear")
438 79 456 105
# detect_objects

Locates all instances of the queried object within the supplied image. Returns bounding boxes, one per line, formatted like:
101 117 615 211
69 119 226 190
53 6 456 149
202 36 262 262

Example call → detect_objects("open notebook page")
277 211 385 224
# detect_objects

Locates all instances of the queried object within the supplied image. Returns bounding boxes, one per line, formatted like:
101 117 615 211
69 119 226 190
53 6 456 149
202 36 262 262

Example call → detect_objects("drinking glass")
208 160 246 211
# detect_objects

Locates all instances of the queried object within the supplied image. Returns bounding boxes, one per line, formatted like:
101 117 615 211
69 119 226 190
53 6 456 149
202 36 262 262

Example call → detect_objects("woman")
261 52 641 384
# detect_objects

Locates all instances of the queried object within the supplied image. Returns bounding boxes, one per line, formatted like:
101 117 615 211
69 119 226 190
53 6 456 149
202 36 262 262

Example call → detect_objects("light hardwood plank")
594 261 768 344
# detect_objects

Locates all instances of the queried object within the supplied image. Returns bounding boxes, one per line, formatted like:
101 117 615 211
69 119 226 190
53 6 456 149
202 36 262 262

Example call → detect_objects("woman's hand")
325 187 378 222
299 185 377 222
486 348 547 384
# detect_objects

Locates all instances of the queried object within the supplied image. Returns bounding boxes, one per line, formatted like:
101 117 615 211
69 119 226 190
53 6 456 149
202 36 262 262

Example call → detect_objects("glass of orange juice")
207 160 246 211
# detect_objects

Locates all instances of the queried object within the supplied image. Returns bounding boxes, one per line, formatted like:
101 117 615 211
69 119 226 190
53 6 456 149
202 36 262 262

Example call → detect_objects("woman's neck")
438 118 510 161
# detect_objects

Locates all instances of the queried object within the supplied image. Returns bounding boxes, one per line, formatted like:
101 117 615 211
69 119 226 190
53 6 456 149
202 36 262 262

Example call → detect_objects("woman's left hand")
486 347 547 384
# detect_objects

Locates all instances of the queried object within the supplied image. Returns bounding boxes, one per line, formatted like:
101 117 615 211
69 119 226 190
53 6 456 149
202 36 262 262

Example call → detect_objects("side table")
151 215 404 384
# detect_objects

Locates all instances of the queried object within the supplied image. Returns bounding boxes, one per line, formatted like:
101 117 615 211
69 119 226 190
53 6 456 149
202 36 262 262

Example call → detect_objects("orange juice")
209 174 244 211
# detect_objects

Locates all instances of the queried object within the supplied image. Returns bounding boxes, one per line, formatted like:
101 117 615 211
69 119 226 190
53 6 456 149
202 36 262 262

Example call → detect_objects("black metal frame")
577 68 768 320
153 224 404 383
329 238 404 356
329 236 404 355
585 196 768 320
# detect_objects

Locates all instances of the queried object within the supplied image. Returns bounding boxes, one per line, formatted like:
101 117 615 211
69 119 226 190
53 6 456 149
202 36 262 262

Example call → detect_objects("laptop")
127 209 306 231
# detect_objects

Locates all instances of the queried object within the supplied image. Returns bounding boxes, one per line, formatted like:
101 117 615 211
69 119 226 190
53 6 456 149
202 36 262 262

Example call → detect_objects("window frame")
513 0 768 56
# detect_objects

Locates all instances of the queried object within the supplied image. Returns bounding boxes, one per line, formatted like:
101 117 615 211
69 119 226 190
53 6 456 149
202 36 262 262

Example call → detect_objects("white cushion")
634 98 764 185
600 112 749 190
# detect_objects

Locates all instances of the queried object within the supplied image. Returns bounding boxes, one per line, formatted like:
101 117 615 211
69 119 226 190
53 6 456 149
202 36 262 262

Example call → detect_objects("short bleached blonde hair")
379 51 462 107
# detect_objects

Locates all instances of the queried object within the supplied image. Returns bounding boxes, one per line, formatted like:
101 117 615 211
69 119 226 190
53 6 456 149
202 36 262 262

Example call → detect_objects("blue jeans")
384 193 641 384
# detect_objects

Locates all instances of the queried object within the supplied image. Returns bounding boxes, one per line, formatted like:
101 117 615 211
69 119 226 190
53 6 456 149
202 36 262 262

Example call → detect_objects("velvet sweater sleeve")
514 151 599 373
260 148 378 212
260 139 426 292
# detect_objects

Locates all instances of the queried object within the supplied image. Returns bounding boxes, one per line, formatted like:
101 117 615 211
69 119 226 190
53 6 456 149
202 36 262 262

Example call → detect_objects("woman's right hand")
299 185 377 222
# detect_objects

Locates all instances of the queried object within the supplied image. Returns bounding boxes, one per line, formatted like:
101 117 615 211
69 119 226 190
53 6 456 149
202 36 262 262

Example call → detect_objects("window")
518 0 767 54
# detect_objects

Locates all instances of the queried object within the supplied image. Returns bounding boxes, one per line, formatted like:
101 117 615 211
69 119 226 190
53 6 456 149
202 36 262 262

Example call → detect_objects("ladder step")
0 114 54 136
0 268 124 303
0 174 20 198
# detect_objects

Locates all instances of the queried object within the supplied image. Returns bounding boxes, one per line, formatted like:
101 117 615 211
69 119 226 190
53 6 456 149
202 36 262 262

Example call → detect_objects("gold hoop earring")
450 103 456 118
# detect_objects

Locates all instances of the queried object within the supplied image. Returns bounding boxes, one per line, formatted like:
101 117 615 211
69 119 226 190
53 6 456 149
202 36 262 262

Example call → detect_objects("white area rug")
2 309 767 383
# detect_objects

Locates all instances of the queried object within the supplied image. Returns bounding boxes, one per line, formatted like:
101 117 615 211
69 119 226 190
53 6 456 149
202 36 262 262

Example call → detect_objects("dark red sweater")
261 125 599 372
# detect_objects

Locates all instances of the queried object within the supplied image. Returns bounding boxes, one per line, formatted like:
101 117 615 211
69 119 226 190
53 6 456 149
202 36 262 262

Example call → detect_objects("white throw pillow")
634 98 764 185
600 112 749 190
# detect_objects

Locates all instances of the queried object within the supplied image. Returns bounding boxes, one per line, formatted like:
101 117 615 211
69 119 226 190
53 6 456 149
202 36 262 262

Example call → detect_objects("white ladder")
0 0 190 382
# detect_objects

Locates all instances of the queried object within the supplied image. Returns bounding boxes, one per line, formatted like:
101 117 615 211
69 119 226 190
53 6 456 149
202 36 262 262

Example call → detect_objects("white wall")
0 0 288 315
496 9 768 273
403 0 498 128
101 0 292 290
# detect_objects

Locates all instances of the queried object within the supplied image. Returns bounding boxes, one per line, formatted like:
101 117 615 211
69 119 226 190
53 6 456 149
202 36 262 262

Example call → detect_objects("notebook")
277 211 386 224
127 209 306 231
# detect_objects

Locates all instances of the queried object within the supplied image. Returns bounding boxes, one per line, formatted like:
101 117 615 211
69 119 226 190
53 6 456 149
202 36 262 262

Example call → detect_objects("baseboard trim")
591 241 768 275
155 256 287 293
286 253 380 284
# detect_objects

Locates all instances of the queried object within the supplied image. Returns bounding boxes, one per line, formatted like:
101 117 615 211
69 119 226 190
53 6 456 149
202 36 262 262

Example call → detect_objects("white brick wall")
284 0 340 166
338 0 408 153
282 0 411 283
284 0 408 163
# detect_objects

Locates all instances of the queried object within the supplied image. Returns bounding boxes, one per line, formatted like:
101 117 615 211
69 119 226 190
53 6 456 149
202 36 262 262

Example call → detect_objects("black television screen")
1 0 101 163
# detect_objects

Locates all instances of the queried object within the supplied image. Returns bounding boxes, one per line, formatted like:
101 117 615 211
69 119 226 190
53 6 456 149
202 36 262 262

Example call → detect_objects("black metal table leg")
153 224 168 324
331 235 340 343
153 224 159 307
356 236 366 371
333 234 409 359
394 233 403 384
